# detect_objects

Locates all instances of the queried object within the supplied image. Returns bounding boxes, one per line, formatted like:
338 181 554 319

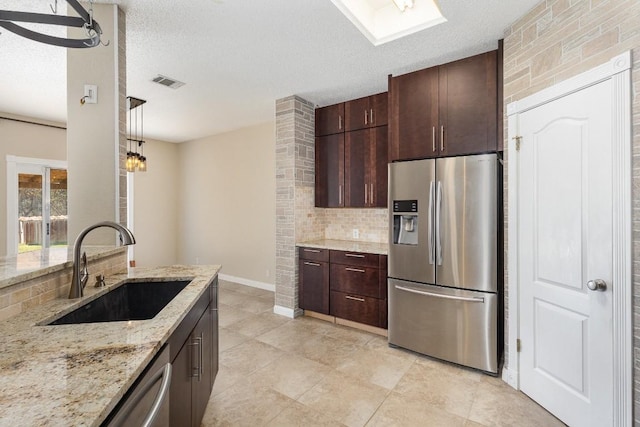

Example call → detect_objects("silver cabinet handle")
345 253 365 258
432 126 436 152
109 363 173 427
370 108 374 124
586 279 607 291
436 181 443 265
304 261 321 267
198 332 203 381
364 110 368 125
303 249 321 253
339 184 342 205
345 267 365 273
395 285 484 303
339 115 342 130
428 181 435 265
364 184 368 205
440 125 444 151
370 184 374 205
189 336 202 379
345 295 365 302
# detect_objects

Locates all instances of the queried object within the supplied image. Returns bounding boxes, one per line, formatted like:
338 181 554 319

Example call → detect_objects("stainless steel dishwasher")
104 345 171 427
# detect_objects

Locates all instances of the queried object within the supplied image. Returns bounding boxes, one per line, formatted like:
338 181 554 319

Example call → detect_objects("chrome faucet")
68 221 136 299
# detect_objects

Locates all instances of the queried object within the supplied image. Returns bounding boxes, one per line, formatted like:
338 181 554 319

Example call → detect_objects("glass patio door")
6 157 68 255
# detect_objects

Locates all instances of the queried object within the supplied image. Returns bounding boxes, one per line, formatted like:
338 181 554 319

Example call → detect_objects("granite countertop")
297 239 388 255
0 264 220 427
0 246 126 291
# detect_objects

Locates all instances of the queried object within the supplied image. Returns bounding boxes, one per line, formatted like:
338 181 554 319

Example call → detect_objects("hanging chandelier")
0 0 105 48
127 97 148 173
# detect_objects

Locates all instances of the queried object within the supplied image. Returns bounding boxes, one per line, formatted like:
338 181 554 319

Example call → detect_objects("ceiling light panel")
331 0 446 46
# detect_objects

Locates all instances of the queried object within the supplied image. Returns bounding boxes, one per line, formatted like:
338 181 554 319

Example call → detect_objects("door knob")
586 279 607 291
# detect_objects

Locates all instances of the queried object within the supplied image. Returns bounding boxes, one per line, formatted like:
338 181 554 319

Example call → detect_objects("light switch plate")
83 85 98 104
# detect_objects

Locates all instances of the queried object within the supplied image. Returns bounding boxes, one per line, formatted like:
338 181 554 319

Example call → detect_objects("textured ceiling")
0 0 540 143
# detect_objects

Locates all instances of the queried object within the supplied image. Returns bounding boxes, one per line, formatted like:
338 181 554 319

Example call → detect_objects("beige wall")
177 122 276 285
502 0 640 419
132 138 180 267
67 4 125 245
0 115 67 256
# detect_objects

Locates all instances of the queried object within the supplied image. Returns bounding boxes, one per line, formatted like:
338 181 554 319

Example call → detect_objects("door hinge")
512 135 522 151
517 339 521 352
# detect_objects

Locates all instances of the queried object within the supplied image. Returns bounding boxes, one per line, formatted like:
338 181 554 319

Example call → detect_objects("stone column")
67 4 126 244
274 96 323 317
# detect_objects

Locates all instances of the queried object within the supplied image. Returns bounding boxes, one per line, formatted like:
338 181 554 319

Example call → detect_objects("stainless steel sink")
48 280 191 325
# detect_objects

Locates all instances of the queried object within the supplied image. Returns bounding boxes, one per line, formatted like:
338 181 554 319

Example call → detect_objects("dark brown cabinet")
298 247 387 328
315 93 388 208
329 250 387 328
299 247 330 314
345 92 388 132
389 50 498 161
315 133 344 208
169 279 218 427
315 103 345 136
345 126 388 208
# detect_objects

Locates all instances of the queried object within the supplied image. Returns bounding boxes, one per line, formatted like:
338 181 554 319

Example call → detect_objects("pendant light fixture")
127 96 147 173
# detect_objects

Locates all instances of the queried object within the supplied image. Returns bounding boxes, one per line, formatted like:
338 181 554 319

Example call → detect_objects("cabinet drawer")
330 290 381 328
299 247 329 262
330 250 379 268
330 264 380 298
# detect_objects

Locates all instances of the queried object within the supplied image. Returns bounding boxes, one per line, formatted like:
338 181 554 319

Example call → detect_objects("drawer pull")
345 253 365 258
304 261 321 267
345 267 365 273
345 295 365 302
303 249 321 253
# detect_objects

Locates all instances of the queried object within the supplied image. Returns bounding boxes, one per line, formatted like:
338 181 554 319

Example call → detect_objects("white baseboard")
501 366 518 390
273 305 296 318
218 274 275 292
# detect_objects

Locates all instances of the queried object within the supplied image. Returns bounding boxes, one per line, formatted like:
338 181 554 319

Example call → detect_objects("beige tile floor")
201 280 565 427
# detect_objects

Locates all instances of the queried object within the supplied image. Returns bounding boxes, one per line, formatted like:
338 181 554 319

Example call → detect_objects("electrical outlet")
352 229 359 239
195 257 199 265
266 269 270 278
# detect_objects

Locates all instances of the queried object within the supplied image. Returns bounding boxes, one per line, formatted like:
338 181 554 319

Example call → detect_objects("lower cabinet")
169 278 218 427
298 247 387 328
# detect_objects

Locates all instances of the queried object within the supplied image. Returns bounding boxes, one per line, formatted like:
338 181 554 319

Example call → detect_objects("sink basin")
48 280 191 325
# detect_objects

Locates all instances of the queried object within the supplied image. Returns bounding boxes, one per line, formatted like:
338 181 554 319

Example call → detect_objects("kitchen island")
0 264 220 426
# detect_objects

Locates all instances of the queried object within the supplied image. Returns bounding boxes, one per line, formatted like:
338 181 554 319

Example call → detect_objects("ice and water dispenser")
392 200 418 245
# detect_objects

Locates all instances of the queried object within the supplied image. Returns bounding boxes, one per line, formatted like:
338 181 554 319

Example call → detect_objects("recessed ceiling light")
331 0 446 46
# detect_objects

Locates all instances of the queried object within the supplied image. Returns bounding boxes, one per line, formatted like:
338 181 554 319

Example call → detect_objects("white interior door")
517 80 613 426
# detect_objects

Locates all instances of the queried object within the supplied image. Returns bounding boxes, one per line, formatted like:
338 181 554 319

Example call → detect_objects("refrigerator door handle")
428 180 435 264
395 285 485 303
436 181 443 265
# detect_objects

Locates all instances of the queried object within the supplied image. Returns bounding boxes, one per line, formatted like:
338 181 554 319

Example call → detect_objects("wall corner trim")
273 305 297 318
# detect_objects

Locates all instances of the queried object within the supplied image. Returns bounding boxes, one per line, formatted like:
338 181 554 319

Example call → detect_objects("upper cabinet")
316 103 345 136
315 92 388 208
345 92 388 132
389 50 498 161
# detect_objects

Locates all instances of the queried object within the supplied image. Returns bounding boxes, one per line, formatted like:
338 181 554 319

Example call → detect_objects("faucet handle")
80 252 89 289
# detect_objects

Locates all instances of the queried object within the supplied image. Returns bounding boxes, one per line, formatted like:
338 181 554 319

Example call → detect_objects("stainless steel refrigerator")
387 153 501 374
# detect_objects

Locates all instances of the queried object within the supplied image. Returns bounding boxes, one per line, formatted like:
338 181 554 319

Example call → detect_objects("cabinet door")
315 134 344 207
315 103 345 136
438 50 498 156
209 283 218 392
370 92 388 127
345 97 370 132
191 309 212 427
299 259 329 314
389 67 439 161
368 126 388 208
170 341 192 427
345 129 367 207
